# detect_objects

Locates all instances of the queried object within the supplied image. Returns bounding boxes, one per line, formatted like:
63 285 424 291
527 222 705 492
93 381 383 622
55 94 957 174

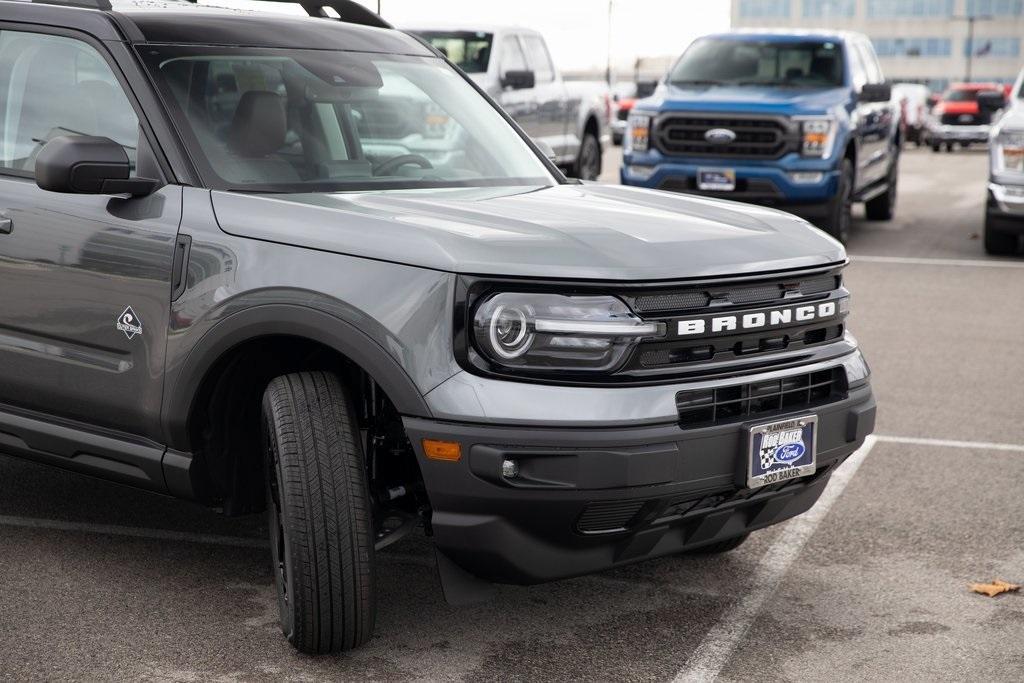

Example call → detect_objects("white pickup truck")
407 25 609 180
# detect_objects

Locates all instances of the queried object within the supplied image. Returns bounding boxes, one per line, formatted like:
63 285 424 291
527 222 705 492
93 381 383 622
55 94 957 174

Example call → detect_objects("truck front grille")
940 112 991 126
675 368 847 427
655 115 795 159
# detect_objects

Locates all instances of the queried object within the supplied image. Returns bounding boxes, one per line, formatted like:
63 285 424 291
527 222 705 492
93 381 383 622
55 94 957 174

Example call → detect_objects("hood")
211 184 844 281
646 84 848 115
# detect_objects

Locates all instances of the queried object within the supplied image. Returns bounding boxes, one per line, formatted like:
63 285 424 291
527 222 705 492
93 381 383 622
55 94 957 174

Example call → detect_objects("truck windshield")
140 45 554 193
415 32 493 74
669 38 845 88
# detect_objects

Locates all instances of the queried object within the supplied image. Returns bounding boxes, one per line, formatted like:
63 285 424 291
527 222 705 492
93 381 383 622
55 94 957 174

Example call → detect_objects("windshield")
140 46 555 192
669 38 845 88
415 31 493 74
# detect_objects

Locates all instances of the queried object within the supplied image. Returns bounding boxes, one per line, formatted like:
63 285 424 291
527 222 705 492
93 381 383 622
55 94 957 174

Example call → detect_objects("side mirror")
533 139 557 161
501 69 535 90
35 136 158 197
859 82 892 103
977 90 1007 113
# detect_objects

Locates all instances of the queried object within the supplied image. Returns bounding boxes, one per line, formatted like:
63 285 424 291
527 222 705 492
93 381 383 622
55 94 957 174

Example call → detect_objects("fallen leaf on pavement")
969 579 1021 597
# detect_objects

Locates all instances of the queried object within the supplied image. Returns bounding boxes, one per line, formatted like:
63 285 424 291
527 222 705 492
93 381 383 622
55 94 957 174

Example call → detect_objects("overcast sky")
201 0 731 73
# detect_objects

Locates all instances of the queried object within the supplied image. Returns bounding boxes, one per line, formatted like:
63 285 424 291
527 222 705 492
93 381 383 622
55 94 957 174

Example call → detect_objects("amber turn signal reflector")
422 439 462 462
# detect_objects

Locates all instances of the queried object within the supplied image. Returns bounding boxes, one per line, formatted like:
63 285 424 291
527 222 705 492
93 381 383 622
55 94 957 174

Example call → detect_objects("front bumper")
407 378 875 585
928 124 990 144
621 154 840 210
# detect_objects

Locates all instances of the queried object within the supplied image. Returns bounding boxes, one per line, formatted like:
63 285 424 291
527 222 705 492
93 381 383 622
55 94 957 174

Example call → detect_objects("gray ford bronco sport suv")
0 0 875 654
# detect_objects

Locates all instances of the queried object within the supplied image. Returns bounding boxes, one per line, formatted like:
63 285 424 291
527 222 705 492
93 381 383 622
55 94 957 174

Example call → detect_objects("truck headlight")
993 129 1024 174
626 114 651 153
472 293 664 372
799 117 837 158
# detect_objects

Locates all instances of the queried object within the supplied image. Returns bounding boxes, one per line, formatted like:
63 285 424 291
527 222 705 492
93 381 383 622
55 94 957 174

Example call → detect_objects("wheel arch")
162 303 432 455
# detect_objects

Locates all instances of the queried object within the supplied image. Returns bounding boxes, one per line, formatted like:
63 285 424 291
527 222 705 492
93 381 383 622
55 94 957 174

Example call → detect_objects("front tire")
821 158 854 244
573 130 602 181
984 215 1019 255
263 371 376 654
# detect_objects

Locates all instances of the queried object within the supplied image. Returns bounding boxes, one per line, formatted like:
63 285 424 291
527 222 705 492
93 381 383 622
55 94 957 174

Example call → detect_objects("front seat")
225 90 300 183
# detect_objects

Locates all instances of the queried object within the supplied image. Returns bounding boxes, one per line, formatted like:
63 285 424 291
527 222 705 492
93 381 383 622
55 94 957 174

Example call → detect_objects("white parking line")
672 435 878 683
851 255 1024 269
875 434 1024 452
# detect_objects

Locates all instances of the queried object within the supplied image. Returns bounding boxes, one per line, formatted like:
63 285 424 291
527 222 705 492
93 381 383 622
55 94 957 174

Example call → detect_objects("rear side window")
418 31 493 74
0 31 138 175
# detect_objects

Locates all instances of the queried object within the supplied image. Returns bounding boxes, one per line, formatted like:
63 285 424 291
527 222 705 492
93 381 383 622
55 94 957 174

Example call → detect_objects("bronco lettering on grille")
676 301 839 338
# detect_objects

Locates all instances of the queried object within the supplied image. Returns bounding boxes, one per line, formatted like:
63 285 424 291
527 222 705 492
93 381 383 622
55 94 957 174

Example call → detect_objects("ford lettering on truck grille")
676 300 841 338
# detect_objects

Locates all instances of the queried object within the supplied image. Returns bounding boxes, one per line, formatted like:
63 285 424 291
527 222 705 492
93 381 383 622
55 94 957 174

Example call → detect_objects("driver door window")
0 31 138 175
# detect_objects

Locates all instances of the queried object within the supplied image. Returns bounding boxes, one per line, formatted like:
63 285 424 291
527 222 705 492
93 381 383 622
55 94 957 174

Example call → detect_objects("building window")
964 37 1021 58
803 0 856 16
966 0 1023 16
738 0 791 17
866 0 953 17
873 37 952 57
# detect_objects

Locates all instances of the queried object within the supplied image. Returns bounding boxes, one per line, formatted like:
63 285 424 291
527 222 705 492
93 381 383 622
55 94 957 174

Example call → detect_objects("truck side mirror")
858 83 892 103
977 91 1007 113
501 69 536 90
35 136 158 197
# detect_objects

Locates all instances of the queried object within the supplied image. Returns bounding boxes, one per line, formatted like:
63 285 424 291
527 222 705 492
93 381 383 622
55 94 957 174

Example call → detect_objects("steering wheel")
373 154 433 176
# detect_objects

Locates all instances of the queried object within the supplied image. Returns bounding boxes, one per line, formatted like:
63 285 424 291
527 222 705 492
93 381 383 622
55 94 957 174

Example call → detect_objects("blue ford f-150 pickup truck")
622 30 899 243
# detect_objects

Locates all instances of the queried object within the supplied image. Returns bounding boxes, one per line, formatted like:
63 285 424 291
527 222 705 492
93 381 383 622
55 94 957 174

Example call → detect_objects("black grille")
655 115 794 158
675 368 847 427
940 112 991 126
628 274 838 315
658 176 784 200
577 500 645 534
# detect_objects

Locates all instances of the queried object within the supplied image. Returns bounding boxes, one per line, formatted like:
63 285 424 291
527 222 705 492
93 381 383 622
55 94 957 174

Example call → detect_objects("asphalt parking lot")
2 147 1022 682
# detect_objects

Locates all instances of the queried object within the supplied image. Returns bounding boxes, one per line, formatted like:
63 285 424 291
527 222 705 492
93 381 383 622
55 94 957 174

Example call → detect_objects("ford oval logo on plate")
704 128 737 144
774 442 806 464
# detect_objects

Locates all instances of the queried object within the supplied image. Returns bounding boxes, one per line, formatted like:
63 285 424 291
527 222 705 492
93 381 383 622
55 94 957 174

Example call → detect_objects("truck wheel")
821 158 853 244
573 130 601 181
263 371 375 654
865 155 898 221
945 142 954 152
687 533 750 555
930 142 940 152
984 215 1018 255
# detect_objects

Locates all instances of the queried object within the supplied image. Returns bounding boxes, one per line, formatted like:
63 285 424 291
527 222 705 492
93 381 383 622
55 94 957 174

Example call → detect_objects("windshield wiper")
671 79 727 86
737 80 812 87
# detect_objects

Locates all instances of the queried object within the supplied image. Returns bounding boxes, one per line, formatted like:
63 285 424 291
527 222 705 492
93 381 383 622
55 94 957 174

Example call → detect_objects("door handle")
0 213 11 235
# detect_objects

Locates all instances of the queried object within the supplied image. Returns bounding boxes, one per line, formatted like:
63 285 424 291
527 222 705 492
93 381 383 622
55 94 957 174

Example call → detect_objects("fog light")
790 171 824 184
501 459 520 479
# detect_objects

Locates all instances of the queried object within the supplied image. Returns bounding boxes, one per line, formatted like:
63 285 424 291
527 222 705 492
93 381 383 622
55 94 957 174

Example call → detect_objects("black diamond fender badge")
117 306 143 340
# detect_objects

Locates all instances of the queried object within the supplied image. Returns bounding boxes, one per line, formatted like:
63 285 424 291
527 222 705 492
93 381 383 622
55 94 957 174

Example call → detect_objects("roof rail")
25 0 113 9
182 0 392 29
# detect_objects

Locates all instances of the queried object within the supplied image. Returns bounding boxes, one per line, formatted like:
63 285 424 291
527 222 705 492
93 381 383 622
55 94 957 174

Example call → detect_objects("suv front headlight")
626 113 651 153
798 116 837 158
471 292 664 373
993 129 1024 174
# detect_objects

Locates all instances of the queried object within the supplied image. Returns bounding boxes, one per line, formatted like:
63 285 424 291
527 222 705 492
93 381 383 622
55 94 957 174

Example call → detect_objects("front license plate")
747 415 817 489
698 168 735 191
